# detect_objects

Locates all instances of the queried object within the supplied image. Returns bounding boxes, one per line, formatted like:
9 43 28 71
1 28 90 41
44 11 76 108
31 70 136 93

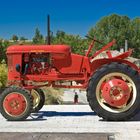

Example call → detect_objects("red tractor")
0 37 140 121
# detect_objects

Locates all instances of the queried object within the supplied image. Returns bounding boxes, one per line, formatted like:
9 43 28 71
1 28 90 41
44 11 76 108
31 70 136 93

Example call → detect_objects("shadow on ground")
30 111 96 119
29 110 140 122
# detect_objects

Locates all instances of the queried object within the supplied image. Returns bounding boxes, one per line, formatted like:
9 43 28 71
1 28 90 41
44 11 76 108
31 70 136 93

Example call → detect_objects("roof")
7 45 71 55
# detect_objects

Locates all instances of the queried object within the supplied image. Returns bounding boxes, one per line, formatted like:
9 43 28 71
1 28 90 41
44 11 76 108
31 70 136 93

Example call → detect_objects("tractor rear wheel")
0 87 33 121
87 62 140 121
31 88 45 113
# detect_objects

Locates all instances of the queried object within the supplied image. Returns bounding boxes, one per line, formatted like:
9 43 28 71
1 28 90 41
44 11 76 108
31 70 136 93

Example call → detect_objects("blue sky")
0 0 139 39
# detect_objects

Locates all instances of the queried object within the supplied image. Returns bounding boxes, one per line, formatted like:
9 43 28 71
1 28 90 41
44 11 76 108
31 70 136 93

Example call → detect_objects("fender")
90 58 139 76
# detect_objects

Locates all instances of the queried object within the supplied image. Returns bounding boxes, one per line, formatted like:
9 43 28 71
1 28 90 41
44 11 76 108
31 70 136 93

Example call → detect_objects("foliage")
20 36 27 41
32 28 45 44
0 63 7 88
52 30 89 55
129 18 140 57
88 14 140 57
42 87 63 105
51 15 140 57
12 35 18 42
0 39 10 63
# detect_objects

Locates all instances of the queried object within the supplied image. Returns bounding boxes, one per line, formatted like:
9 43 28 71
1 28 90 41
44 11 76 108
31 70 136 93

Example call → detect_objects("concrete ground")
0 105 140 140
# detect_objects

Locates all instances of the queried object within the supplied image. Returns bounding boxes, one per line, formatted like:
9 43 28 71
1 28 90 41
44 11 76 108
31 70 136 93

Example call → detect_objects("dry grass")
41 87 64 105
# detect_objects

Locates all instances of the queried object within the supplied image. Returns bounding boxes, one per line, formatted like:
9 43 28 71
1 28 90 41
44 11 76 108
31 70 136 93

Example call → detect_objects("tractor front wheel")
31 88 45 113
0 87 33 121
87 62 140 121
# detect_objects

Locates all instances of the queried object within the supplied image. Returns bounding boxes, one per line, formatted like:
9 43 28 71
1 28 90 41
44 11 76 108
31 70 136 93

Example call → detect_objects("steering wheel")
85 35 104 45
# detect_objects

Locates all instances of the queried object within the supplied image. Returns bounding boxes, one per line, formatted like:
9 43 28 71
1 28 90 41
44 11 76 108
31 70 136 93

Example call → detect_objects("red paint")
92 40 116 58
102 79 130 107
3 93 27 116
6 40 139 91
86 40 95 57
7 45 71 55
106 50 112 58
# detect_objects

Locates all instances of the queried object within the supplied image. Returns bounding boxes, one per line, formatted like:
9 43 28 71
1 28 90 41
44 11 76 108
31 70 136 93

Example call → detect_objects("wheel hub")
3 93 27 116
31 89 40 109
102 79 131 107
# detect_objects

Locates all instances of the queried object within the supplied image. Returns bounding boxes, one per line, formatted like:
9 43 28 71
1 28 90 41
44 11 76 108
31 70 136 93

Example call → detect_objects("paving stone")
0 133 113 140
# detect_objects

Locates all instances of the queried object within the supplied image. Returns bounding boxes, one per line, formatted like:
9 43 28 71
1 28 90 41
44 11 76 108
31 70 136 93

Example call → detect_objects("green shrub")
42 87 63 105
0 63 7 88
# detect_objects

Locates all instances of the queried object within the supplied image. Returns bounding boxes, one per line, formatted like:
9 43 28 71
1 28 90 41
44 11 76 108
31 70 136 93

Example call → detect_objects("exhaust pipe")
47 15 51 45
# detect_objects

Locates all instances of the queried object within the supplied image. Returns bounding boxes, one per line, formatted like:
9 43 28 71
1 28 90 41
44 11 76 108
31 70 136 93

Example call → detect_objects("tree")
12 35 18 42
52 30 89 55
20 36 27 41
88 14 131 50
88 14 140 58
129 18 140 57
32 28 44 44
0 39 9 63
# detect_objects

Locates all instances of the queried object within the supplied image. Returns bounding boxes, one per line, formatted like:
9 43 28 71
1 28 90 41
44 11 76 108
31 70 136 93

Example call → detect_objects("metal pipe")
47 15 51 45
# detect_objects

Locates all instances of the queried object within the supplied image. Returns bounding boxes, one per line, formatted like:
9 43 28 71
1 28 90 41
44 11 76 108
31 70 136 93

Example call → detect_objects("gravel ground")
0 105 140 140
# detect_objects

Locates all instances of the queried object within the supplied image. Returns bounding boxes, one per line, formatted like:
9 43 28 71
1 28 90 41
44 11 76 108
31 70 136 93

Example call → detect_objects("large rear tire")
87 63 140 121
0 87 33 121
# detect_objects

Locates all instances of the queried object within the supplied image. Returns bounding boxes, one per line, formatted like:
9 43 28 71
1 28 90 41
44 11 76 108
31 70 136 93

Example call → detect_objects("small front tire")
0 87 33 121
